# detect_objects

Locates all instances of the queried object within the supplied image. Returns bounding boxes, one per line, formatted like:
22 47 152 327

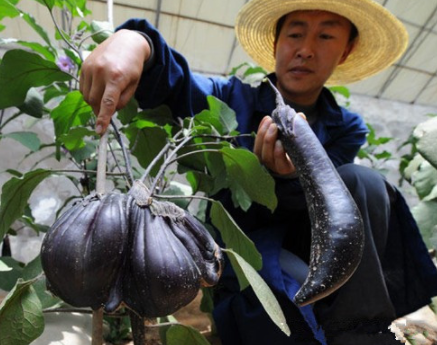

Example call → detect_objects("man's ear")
339 40 356 65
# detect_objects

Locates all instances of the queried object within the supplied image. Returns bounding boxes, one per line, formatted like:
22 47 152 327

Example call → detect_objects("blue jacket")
118 18 437 344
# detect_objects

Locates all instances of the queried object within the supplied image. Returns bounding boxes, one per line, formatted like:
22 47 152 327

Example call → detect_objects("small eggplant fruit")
123 181 223 317
41 193 130 310
267 79 365 307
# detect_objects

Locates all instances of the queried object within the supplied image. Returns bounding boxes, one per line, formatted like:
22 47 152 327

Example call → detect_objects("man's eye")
320 34 334 39
288 33 302 38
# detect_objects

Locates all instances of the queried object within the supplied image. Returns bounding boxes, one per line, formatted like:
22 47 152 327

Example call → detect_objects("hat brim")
235 0 409 85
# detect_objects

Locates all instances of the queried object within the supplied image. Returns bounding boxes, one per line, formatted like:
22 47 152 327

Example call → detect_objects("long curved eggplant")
267 79 365 307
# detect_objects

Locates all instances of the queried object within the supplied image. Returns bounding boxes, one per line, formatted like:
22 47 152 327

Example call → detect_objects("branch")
111 119 134 186
47 169 125 176
46 7 83 61
166 148 221 166
154 193 214 203
77 29 114 49
140 129 185 182
147 135 192 198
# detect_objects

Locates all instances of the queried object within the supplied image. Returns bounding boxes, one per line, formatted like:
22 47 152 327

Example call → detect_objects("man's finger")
273 140 295 175
96 87 120 134
261 122 278 168
254 116 271 158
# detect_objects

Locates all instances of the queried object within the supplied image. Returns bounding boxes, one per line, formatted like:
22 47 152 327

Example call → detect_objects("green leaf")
210 201 262 270
69 140 98 162
0 260 12 272
412 161 437 200
2 131 40 152
117 97 140 124
21 256 42 281
58 127 95 151
417 129 437 170
135 105 174 127
50 91 93 138
0 0 20 20
193 96 238 136
166 324 210 345
206 96 238 134
329 85 350 99
0 169 53 239
0 278 44 345
0 50 71 109
412 200 437 250
17 88 46 118
221 147 277 212
21 256 61 309
223 248 290 336
16 41 56 61
0 257 23 290
43 83 70 103
374 151 392 160
90 20 113 43
229 180 252 211
124 125 168 176
33 0 55 10
21 11 53 48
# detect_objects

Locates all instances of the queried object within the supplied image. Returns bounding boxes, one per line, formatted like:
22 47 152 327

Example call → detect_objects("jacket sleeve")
323 109 368 167
116 18 230 118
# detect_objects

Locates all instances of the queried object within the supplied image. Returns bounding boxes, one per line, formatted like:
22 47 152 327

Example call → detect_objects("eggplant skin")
172 211 224 287
41 193 130 310
123 202 201 317
268 80 365 307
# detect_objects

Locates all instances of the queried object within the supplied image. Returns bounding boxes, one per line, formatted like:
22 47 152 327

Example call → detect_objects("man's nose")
296 39 315 59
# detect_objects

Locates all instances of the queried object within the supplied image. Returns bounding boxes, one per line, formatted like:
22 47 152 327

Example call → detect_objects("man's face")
274 10 355 104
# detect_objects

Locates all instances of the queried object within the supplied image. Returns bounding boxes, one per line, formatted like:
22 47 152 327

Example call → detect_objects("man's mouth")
290 66 313 75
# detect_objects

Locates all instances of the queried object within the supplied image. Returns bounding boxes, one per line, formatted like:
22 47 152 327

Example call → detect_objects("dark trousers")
313 164 400 344
214 164 402 345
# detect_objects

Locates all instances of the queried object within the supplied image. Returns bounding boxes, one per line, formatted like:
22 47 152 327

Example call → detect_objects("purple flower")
56 55 74 72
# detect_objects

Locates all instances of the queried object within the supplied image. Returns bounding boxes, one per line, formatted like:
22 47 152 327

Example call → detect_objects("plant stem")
111 119 134 186
0 111 21 131
154 193 213 203
147 135 192 198
140 142 171 182
0 109 4 133
47 8 83 61
96 131 108 194
92 308 104 345
166 148 221 166
140 129 185 182
91 131 108 345
129 311 146 345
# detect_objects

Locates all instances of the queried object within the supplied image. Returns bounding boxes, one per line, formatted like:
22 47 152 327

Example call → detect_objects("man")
80 0 437 344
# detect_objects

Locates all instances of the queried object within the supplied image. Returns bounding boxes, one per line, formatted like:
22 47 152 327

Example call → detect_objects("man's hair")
274 14 359 46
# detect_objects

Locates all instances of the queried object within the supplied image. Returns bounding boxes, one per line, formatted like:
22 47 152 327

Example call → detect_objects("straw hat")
235 0 409 85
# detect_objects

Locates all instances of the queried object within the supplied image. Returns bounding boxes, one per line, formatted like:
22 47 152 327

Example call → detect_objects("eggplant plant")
399 114 437 253
0 0 291 344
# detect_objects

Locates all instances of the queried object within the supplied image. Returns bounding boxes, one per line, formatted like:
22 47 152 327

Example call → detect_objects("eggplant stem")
129 311 159 345
91 308 104 345
96 131 108 195
91 131 109 344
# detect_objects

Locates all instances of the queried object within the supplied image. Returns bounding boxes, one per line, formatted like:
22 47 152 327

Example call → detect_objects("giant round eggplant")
267 79 365 307
41 193 130 310
122 180 223 317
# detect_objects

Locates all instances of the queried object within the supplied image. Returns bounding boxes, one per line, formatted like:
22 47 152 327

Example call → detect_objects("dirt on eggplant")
266 78 365 307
